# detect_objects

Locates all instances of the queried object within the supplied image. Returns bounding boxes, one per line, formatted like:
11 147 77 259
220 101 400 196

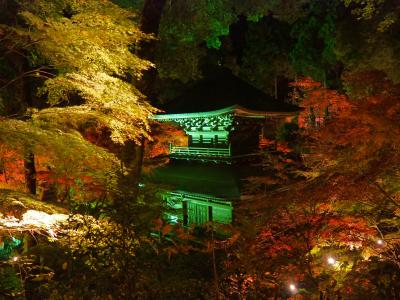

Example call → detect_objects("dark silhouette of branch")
0 66 55 91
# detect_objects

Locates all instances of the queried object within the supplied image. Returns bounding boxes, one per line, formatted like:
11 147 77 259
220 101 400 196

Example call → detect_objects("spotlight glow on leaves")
0 209 68 238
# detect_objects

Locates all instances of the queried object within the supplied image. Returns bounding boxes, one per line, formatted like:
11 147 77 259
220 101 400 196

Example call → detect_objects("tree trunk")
210 226 220 299
17 54 37 195
113 1 167 212
116 0 168 206
140 0 167 35
116 140 145 217
136 0 167 99
274 75 278 100
24 151 36 195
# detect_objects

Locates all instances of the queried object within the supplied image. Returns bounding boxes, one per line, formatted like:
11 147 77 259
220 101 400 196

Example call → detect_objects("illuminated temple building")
149 68 299 227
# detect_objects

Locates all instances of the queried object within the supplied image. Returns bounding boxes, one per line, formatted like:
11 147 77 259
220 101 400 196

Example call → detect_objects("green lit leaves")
206 19 230 49
290 1 338 82
156 0 313 82
233 0 310 24
157 0 236 81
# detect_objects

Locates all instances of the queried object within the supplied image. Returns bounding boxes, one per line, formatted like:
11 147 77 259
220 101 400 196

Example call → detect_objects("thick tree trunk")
115 1 167 208
136 0 167 98
116 0 167 206
140 0 167 35
116 140 145 217
24 151 36 195
6 48 38 195
11 52 37 195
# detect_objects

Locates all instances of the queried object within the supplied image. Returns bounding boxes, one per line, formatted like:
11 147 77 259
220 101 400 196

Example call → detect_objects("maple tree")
0 1 164 298
218 73 400 299
1 0 400 298
0 0 157 200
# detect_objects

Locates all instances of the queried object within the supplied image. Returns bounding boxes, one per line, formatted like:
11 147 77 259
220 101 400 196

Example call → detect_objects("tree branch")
369 179 400 208
0 66 55 91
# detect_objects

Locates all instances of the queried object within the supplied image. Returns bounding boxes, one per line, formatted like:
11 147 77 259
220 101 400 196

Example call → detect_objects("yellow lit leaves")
63 214 140 272
19 0 156 144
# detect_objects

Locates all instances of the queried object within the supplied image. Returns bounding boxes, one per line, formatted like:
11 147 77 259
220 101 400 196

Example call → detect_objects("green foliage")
0 265 23 299
156 0 311 83
156 0 236 82
336 2 400 83
0 236 21 260
64 214 140 273
241 16 294 94
233 0 310 24
290 0 339 82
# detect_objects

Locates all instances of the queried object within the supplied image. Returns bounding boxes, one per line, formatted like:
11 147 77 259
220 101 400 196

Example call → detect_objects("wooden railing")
169 144 231 158
163 190 229 206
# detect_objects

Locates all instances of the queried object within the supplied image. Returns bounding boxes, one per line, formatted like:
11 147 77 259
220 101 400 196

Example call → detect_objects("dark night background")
0 0 399 299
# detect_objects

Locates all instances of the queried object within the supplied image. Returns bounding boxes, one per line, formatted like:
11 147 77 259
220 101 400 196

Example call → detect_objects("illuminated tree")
0 2 161 297
0 0 157 200
219 72 400 298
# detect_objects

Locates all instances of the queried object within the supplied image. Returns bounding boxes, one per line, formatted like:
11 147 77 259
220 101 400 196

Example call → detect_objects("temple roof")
154 104 296 121
159 67 299 115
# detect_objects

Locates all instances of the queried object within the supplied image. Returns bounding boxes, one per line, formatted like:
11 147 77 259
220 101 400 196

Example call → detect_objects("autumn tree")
0 1 165 297
0 0 157 202
230 73 400 298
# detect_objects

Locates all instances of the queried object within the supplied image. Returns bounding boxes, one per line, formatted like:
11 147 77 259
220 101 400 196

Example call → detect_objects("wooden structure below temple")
147 162 239 227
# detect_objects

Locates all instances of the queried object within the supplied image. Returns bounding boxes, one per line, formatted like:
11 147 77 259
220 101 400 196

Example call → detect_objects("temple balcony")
169 144 231 162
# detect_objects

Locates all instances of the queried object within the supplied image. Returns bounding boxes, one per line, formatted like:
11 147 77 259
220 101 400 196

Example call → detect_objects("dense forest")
0 0 400 299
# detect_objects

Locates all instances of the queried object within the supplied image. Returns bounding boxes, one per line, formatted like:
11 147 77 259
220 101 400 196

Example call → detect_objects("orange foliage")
290 77 352 129
0 145 25 190
0 143 106 201
292 73 400 179
259 137 275 149
276 142 293 154
224 72 400 299
145 122 188 159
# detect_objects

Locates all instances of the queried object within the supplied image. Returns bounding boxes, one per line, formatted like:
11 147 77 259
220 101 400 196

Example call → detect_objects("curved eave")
153 105 298 121
234 106 298 118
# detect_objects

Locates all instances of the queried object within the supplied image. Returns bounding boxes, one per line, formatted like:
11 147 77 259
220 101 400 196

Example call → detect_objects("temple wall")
186 130 229 147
